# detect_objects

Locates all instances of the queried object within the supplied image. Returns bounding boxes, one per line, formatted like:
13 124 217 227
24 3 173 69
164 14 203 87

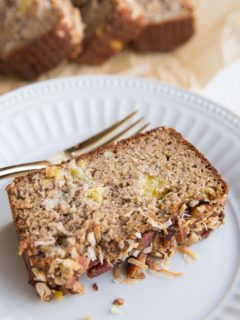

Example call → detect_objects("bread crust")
3 25 81 80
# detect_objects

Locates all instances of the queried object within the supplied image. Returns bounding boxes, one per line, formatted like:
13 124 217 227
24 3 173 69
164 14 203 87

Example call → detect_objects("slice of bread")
0 0 84 80
77 0 144 65
7 127 228 301
132 0 195 52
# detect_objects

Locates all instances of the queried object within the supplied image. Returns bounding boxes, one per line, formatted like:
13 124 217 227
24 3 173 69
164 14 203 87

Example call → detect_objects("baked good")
132 0 195 52
71 0 88 7
0 0 84 80
7 127 228 301
78 0 144 65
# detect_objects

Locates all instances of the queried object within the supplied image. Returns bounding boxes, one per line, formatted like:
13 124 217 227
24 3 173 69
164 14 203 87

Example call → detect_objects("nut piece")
92 283 99 291
71 282 85 295
35 282 53 302
127 263 145 280
127 252 147 279
31 268 46 282
110 40 123 51
82 316 93 320
113 298 124 306
94 225 101 243
189 200 199 208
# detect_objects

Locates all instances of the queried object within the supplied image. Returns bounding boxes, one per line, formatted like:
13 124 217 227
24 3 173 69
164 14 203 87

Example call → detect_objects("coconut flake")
110 305 122 315
87 246 97 261
98 247 104 265
189 200 199 208
135 232 142 239
42 198 59 210
149 268 183 279
87 232 96 247
178 246 200 262
128 258 148 270
34 238 55 247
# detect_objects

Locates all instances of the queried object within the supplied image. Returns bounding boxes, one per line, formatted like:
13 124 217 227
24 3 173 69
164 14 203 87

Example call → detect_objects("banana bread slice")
78 0 144 65
132 0 195 52
0 0 84 80
7 127 228 301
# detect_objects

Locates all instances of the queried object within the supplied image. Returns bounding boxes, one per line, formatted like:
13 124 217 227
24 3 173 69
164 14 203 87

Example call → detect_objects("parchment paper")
1 0 240 94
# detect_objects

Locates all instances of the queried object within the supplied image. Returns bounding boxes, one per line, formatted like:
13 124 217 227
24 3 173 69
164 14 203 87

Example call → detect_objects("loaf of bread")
7 127 228 301
78 0 144 65
0 0 84 80
132 0 195 52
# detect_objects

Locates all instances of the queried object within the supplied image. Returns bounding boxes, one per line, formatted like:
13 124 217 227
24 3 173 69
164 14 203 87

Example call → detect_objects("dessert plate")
0 76 239 320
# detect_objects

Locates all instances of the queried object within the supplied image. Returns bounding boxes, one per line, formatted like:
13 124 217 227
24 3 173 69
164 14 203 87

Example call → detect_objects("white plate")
0 76 239 320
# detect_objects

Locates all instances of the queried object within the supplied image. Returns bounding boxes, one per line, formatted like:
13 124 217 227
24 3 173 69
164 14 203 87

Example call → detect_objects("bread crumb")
92 283 99 291
82 315 93 320
113 298 124 306
178 246 200 263
149 268 183 279
110 305 122 315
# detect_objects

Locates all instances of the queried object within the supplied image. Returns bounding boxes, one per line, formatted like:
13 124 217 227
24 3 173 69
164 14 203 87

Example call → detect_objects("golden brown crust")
3 23 82 81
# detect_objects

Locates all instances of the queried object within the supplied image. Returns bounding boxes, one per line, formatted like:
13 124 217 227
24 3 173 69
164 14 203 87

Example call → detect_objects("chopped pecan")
88 260 100 269
199 229 212 239
100 240 120 255
113 298 124 306
87 260 112 278
176 228 187 244
127 252 147 279
92 283 99 291
146 255 154 269
138 231 154 250
127 263 145 279
35 282 53 302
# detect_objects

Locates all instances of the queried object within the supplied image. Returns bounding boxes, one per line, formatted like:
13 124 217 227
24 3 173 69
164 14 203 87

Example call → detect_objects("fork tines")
66 111 149 157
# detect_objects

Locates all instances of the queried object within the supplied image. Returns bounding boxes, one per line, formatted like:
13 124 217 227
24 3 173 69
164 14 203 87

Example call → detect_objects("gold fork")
0 111 149 180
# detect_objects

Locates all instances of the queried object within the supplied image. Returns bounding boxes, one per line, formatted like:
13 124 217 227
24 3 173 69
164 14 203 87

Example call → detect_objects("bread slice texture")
0 0 84 80
132 0 195 52
77 0 144 65
7 127 228 301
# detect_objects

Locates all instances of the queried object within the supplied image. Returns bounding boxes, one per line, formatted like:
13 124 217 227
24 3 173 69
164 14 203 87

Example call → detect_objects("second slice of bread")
78 0 144 65
132 0 195 52
0 0 84 80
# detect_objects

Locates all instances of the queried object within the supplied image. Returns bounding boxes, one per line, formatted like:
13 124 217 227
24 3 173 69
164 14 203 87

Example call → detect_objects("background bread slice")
0 0 84 80
77 0 144 65
132 0 195 52
7 127 228 300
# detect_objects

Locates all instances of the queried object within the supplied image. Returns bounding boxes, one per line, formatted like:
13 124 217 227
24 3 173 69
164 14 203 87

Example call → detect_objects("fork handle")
0 160 50 181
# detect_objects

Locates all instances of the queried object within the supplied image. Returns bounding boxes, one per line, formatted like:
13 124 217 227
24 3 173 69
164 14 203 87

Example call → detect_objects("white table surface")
203 59 240 117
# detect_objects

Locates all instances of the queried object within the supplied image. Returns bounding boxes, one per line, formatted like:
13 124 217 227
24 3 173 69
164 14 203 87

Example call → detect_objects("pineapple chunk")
54 290 63 300
77 160 86 168
142 175 168 199
68 168 81 177
18 0 33 13
46 166 62 178
87 187 105 204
